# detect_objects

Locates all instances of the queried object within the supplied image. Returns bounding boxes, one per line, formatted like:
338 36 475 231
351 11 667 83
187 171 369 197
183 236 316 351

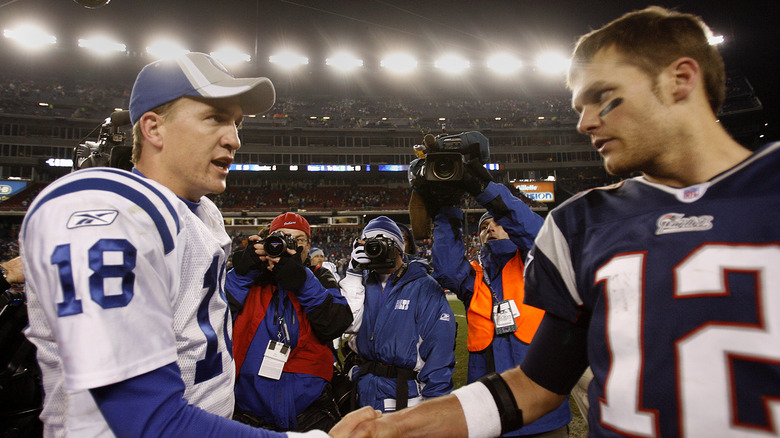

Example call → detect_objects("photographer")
225 212 353 432
415 133 571 436
339 216 456 413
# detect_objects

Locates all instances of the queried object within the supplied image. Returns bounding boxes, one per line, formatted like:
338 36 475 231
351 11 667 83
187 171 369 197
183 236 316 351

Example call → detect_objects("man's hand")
271 246 307 291
1 256 24 284
231 236 264 275
349 239 370 271
461 158 494 196
328 406 382 438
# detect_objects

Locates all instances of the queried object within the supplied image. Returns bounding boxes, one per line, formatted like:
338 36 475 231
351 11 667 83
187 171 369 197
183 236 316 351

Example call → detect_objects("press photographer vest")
467 253 545 352
233 283 334 381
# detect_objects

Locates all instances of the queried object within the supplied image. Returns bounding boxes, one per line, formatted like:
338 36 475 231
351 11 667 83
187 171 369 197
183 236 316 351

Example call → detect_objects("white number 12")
596 244 780 437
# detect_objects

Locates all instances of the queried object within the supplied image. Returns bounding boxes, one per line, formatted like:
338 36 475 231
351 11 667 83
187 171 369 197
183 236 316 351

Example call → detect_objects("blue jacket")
225 265 351 430
432 182 571 436
343 258 456 412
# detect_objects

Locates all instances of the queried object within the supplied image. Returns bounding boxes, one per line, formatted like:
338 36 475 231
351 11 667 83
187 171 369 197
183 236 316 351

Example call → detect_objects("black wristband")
478 372 524 434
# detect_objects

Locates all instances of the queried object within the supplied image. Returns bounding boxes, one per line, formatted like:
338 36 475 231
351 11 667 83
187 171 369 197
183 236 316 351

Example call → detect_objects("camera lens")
432 157 457 180
364 240 385 258
263 235 286 258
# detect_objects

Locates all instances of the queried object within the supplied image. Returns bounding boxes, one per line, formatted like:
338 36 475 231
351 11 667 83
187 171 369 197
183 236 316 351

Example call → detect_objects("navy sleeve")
90 362 286 438
520 312 590 395
297 267 353 343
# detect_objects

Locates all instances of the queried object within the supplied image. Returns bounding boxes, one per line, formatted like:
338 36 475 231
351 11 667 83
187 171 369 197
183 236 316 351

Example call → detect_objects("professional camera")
72 110 133 172
363 235 397 270
410 131 490 183
263 231 299 258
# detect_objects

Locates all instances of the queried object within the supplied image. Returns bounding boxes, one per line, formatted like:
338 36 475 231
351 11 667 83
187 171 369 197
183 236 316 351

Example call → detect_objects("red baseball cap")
270 212 310 237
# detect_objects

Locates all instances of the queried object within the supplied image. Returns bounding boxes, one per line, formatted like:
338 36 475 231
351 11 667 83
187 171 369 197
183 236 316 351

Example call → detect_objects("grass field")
448 297 588 437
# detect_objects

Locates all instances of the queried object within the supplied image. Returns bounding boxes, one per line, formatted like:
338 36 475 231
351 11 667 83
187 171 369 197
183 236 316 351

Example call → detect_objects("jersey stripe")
24 177 178 254
96 168 180 233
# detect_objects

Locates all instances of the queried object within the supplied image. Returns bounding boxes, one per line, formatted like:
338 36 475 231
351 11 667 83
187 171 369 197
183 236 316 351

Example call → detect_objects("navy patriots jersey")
524 142 780 437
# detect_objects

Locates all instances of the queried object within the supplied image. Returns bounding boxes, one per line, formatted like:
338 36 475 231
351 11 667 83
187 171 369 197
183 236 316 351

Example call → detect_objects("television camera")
408 131 490 186
72 110 133 172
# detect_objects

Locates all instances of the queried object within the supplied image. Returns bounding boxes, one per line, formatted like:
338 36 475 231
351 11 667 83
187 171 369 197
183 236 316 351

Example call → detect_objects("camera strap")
391 262 408 285
259 291 293 380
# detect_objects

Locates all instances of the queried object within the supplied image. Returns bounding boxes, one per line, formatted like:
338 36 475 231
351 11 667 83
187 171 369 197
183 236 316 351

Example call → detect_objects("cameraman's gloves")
232 241 263 276
272 249 307 291
349 239 370 271
462 158 494 196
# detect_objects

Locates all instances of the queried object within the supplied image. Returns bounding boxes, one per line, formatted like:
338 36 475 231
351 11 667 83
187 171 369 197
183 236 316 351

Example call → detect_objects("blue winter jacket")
225 265 351 430
432 182 572 436
346 258 456 412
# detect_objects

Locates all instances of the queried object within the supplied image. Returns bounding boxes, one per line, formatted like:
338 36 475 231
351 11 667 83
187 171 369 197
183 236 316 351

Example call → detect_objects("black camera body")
409 131 490 185
72 110 133 172
363 235 397 270
264 231 298 258
424 132 490 182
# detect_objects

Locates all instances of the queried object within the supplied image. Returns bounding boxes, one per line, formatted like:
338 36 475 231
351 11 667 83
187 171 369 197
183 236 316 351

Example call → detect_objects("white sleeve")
338 270 365 333
21 170 181 391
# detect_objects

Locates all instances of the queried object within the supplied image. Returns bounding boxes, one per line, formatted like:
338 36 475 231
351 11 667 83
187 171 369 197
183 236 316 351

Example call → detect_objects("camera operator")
224 212 353 432
339 216 456 413
415 135 572 437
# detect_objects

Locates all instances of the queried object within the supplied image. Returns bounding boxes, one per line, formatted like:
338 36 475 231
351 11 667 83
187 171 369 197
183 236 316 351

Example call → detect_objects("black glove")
231 241 263 276
272 250 307 291
461 158 494 196
414 183 462 218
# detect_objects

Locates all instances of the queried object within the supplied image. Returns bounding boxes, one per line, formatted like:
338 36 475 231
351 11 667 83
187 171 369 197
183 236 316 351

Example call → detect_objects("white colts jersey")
21 168 235 437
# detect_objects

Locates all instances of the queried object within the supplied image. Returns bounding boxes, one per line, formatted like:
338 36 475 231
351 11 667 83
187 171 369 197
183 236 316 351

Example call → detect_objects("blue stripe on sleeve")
24 176 178 254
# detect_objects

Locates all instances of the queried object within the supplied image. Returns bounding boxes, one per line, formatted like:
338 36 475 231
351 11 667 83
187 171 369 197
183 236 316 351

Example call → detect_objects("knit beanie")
270 212 311 237
361 216 404 251
478 211 493 231
309 247 324 258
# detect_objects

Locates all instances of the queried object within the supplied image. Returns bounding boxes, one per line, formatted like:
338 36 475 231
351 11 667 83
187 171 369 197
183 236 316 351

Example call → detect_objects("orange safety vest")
233 283 334 381
467 252 545 352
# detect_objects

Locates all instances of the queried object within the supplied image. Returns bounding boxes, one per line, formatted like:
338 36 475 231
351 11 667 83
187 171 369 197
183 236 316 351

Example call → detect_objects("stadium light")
3 25 56 50
487 54 523 74
210 47 251 65
708 35 725 45
78 36 127 55
326 52 364 71
380 54 417 73
269 51 309 68
146 40 189 59
434 55 470 74
535 52 570 74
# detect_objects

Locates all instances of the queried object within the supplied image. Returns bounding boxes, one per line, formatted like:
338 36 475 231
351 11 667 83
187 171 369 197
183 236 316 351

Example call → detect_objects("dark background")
1 0 778 139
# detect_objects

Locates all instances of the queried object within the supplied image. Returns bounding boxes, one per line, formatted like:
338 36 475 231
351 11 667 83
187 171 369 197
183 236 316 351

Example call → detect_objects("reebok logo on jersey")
394 299 410 310
439 313 451 322
67 210 119 229
655 213 713 235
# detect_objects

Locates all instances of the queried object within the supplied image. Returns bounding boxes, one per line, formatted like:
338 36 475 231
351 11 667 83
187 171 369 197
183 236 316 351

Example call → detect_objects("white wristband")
453 381 501 438
288 430 329 438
